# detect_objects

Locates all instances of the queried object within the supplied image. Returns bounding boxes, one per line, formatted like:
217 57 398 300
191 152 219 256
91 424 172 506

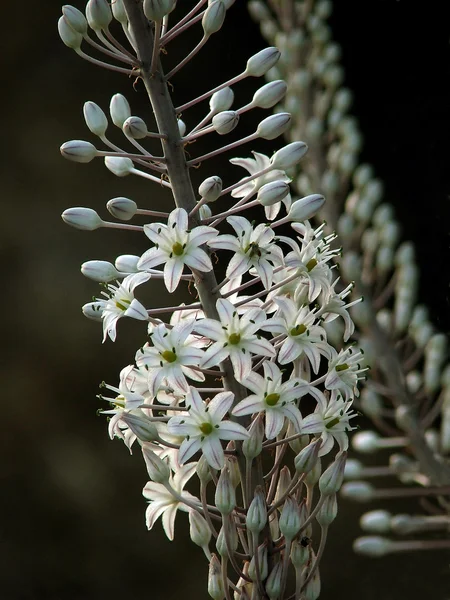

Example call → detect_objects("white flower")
316 280 361 342
325 347 367 400
142 460 199 541
232 361 314 439
262 296 333 373
195 298 275 381
230 151 292 220
167 388 249 469
99 272 150 342
208 216 284 289
138 208 218 293
301 390 357 456
136 320 205 395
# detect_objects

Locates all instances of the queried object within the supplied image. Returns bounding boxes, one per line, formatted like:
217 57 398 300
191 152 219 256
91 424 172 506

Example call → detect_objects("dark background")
2 1 450 599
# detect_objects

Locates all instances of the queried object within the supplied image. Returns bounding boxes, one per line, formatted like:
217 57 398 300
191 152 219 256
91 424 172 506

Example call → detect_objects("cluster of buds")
249 0 450 562
58 1 366 598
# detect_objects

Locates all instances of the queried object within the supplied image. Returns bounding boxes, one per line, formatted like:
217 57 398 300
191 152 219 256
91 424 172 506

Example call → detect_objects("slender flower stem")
75 48 136 75
160 3 206 45
187 133 258 166
176 72 247 113
84 33 138 65
166 36 208 81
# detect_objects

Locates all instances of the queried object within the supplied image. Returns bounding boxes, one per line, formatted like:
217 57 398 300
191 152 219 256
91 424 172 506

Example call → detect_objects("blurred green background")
2 1 449 599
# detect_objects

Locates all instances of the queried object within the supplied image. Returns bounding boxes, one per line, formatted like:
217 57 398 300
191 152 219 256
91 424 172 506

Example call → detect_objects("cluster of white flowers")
58 1 364 598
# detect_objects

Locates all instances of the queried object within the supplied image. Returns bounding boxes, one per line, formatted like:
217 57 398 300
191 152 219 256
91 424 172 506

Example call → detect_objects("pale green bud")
316 493 338 526
142 445 170 482
252 80 287 109
294 438 321 475
215 468 235 515
104 156 133 176
353 536 392 557
110 93 131 128
199 204 212 220
248 544 268 581
318 452 346 495
279 496 301 540
360 510 392 533
290 538 311 568
343 458 363 480
246 487 267 534
208 554 225 600
257 113 291 140
199 176 222 202
257 180 289 207
86 0 112 31
143 0 177 21
177 119 186 136
304 569 321 600
212 111 239 134
107 197 137 221
242 414 264 460
216 522 238 558
209 87 234 112
123 116 148 139
60 140 97 163
271 142 308 169
58 16 83 49
304 457 321 487
112 0 128 23
62 207 104 231
62 6 88 35
122 412 159 442
246 47 281 77
83 101 108 137
340 481 375 502
266 561 283 600
189 510 211 549
196 455 214 484
202 1 226 36
81 260 121 282
288 194 325 221
352 431 379 454
115 254 140 272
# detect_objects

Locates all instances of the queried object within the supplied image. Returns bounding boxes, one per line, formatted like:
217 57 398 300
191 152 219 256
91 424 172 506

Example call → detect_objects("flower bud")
248 544 268 581
247 1 271 21
288 194 325 222
242 415 264 460
316 493 338 527
115 254 140 272
123 116 148 139
142 445 170 482
215 468 235 515
246 487 267 534
216 521 238 558
112 0 128 23
271 141 308 169
62 207 104 231
294 438 321 475
104 156 134 176
304 569 321 600
246 47 281 77
143 0 177 21
266 560 283 600
83 101 108 137
199 204 212 220
256 113 291 140
86 0 112 30
318 452 346 495
82 301 104 320
279 496 301 540
58 16 83 49
122 412 159 442
212 111 239 135
110 93 131 128
352 430 380 454
360 510 392 533
290 538 311 568
60 140 97 163
62 5 88 35
304 457 321 487
274 466 291 505
208 554 225 600
199 176 222 202
107 197 138 221
210 87 234 113
189 509 211 549
343 458 363 480
81 260 121 282
340 481 375 502
252 80 287 109
257 180 289 207
353 536 392 557
202 1 226 36
177 119 186 136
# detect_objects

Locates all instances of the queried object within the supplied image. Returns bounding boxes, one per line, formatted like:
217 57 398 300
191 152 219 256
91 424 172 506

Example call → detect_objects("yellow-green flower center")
306 258 318 272
228 333 241 345
199 422 213 435
290 324 307 337
161 350 177 363
116 298 131 311
335 363 349 372
325 417 340 429
245 242 262 258
172 242 184 256
265 393 280 406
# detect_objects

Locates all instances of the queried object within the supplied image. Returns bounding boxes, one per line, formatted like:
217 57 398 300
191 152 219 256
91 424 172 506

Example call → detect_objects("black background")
1 1 449 599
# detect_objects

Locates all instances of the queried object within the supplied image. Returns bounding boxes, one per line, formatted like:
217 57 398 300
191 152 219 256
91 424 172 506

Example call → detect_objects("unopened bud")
122 413 159 442
143 0 177 21
266 560 283 600
199 204 212 220
294 438 321 474
82 301 104 320
83 101 108 137
257 180 289 207
316 493 338 526
340 481 375 502
246 47 281 77
62 207 104 231
199 176 222 202
123 116 148 139
62 5 88 35
177 119 186 136
142 445 170 482
360 510 392 533
210 87 234 113
246 487 267 533
215 468 235 515
252 80 287 109
257 113 291 140
212 111 239 134
279 496 301 540
189 509 211 549
271 141 308 169
107 197 138 221
196 454 214 484
111 0 127 23
202 1 226 36
242 415 264 460
304 457 321 487
86 0 112 30
353 536 392 557
216 521 238 558
288 194 325 221
352 430 380 454
248 544 268 581
60 140 97 163
110 93 131 128
208 554 225 600
104 156 133 176
115 254 140 272
58 16 83 49
81 260 121 282
319 452 346 495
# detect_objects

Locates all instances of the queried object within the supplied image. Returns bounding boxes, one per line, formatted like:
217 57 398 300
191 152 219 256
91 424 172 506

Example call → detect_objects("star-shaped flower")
325 347 367 400
167 388 249 469
208 216 284 289
138 208 218 293
142 459 199 540
195 298 275 381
